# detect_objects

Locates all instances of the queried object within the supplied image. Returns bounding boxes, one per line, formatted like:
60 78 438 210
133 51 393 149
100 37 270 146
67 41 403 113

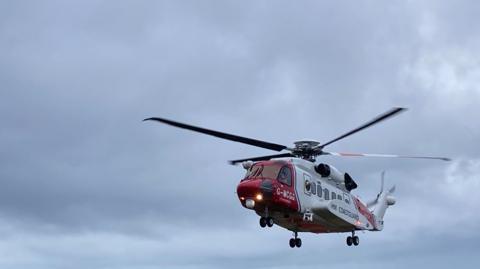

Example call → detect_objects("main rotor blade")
319 107 407 148
144 117 288 152
229 153 295 165
323 151 451 161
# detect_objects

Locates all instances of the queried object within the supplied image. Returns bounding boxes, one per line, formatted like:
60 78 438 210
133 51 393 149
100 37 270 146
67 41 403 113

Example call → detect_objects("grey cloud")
1 0 480 268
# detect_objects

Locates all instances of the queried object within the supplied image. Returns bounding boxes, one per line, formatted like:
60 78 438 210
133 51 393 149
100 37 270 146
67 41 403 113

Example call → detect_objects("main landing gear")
259 217 274 228
346 231 359 246
289 231 302 248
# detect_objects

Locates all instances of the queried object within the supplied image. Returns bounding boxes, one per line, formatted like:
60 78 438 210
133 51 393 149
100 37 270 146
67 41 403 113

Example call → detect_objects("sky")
1 0 480 268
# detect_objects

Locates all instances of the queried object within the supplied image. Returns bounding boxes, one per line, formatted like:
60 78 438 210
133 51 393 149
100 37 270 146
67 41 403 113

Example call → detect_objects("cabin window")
331 191 336 200
323 188 330 200
338 194 343 200
343 193 350 204
277 166 292 186
317 183 322 198
304 174 312 195
311 182 317 195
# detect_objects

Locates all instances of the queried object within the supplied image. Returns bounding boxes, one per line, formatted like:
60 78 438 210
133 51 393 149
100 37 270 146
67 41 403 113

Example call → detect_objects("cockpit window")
244 164 263 179
277 166 292 186
244 163 288 181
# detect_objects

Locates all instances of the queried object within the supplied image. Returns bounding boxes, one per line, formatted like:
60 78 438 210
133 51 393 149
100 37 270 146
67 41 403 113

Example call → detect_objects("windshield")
244 162 292 186
245 164 280 179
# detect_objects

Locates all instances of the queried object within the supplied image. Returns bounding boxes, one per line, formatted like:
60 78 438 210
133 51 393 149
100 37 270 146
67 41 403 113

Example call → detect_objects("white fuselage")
287 158 377 233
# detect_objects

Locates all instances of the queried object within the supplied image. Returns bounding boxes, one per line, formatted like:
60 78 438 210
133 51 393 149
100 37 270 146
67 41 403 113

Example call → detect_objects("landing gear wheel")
295 238 302 248
346 236 353 246
289 238 296 248
266 217 274 227
259 217 267 228
353 236 359 246
289 231 301 248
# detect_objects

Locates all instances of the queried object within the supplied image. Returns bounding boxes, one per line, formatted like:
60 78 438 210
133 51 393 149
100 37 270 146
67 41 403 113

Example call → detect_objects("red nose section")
237 179 263 201
237 178 277 210
237 178 299 212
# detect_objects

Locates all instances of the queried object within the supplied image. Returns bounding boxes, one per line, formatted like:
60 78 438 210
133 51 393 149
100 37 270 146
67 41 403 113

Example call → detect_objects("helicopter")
144 107 450 248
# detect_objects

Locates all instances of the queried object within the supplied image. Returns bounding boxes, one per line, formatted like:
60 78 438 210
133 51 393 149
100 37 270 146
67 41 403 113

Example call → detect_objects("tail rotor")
368 171 396 231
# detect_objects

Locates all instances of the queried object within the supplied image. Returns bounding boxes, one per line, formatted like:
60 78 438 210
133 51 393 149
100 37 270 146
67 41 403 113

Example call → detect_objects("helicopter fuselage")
236 158 378 234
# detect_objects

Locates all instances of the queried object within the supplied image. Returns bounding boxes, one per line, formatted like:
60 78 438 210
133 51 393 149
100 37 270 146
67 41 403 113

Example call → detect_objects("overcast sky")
1 1 480 268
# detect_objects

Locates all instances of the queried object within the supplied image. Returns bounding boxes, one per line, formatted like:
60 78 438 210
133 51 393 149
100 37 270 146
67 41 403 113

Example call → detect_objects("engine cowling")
314 163 331 177
314 163 358 191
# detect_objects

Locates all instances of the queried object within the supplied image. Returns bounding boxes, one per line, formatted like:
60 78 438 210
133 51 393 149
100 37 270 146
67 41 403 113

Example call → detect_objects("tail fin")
367 171 396 231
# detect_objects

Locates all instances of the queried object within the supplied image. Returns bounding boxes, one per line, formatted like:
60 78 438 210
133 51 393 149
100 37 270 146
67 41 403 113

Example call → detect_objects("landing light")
256 194 263 201
245 199 255 209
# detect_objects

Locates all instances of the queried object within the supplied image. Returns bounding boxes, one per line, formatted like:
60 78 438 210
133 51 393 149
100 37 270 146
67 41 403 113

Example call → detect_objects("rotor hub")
292 140 323 162
293 140 320 149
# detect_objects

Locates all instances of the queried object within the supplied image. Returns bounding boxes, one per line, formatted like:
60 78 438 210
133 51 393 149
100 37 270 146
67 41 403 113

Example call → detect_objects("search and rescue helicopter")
144 107 450 248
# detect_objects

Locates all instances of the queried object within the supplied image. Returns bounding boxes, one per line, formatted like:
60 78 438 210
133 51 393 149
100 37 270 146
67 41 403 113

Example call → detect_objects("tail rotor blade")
389 185 396 194
380 171 385 193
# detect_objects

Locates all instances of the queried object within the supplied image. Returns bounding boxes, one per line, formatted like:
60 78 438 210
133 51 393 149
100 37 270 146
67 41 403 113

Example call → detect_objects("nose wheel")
289 232 302 248
259 217 274 228
346 231 359 246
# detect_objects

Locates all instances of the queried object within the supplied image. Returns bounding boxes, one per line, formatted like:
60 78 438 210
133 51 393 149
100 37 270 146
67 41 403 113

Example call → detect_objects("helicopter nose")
260 179 274 199
237 179 275 204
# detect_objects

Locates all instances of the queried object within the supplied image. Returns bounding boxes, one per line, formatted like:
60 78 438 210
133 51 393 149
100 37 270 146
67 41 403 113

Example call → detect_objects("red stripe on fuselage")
353 197 376 229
